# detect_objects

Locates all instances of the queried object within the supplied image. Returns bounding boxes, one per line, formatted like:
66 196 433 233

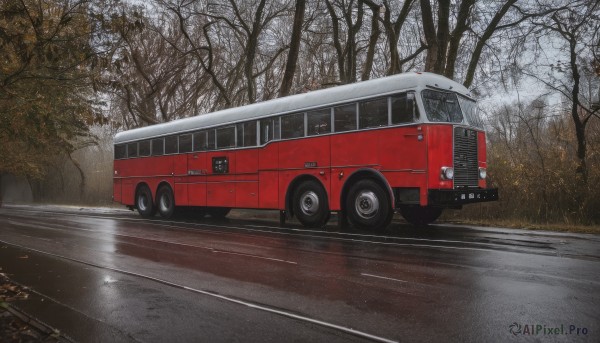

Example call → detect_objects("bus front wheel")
293 180 329 228
156 185 175 219
346 179 392 230
136 185 156 218
399 205 442 226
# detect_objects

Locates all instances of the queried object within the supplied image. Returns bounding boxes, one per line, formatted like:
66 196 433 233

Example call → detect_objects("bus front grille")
453 127 478 188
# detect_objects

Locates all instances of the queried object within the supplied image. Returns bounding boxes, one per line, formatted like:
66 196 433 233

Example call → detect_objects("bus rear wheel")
207 207 231 219
399 205 442 226
293 180 329 228
136 185 155 218
156 185 175 219
346 179 392 230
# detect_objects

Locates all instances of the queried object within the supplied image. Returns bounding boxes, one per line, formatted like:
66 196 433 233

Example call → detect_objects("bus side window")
307 109 331 136
139 140 151 157
237 121 257 147
261 120 270 144
391 92 419 124
152 138 164 156
193 131 207 151
359 98 388 129
115 144 127 159
260 118 279 144
165 135 178 154
127 142 138 158
208 130 216 150
334 104 357 132
179 134 192 153
216 126 235 149
281 113 305 139
274 118 280 140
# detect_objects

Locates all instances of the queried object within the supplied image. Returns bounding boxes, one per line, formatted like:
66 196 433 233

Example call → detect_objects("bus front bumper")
428 188 498 206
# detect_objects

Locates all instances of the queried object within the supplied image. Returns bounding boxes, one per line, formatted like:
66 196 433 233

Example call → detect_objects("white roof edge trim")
114 72 470 144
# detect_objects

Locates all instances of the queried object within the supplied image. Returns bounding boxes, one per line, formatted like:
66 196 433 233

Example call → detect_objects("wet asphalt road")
0 205 598 343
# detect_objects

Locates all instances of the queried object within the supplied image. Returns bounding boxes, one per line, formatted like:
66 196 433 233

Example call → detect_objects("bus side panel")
113 179 122 203
378 126 427 173
278 136 331 210
206 151 236 207
113 159 123 203
187 153 207 206
122 179 135 206
330 131 379 210
173 154 189 206
236 149 259 208
331 131 378 168
426 125 453 191
258 143 279 209
125 156 175 206
236 175 258 208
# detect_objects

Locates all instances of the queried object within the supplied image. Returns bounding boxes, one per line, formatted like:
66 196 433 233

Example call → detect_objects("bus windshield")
457 95 484 129
421 89 483 129
421 90 463 124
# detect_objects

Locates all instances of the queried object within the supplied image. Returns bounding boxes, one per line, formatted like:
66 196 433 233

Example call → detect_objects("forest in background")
1 0 599 224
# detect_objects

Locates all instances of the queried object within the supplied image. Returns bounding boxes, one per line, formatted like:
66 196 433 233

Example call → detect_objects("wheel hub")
354 191 379 219
300 191 319 216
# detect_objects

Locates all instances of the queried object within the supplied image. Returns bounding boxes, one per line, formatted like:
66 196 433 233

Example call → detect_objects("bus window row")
114 91 418 159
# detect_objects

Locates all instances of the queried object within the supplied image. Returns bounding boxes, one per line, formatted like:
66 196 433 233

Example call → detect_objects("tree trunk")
244 0 267 103
382 0 414 75
463 0 518 88
361 1 380 81
325 0 346 83
433 0 450 74
279 0 306 97
420 0 437 72
568 37 588 183
444 0 475 79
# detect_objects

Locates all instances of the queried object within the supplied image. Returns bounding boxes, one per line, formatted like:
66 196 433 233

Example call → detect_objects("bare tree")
279 0 306 97
526 1 600 183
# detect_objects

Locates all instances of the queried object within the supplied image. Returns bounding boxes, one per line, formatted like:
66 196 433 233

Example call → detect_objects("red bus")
113 72 497 229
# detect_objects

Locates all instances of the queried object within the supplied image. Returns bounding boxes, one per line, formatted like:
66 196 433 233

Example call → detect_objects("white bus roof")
114 72 470 144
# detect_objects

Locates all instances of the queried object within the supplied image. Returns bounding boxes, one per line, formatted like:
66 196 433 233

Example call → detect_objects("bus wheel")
136 185 155 218
346 179 392 230
399 205 442 226
293 180 329 228
156 185 175 218
207 207 231 219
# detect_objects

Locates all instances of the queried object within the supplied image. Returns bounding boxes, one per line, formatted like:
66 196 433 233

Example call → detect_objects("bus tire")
346 179 392 230
135 185 155 218
293 180 329 228
207 207 231 219
156 185 175 219
399 205 442 226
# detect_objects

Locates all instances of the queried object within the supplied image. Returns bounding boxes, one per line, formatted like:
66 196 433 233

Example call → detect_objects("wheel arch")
340 168 394 214
285 174 327 218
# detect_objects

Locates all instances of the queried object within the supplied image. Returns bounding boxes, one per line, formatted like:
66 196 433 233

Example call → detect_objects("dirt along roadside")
1 266 68 342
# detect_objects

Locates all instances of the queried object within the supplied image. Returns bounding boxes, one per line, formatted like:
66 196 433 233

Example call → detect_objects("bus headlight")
441 167 454 180
479 167 487 179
